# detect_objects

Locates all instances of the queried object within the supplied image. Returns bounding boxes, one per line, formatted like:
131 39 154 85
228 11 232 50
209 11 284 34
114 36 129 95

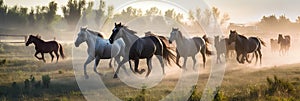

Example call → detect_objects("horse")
74 27 126 79
228 30 266 64
168 28 213 70
277 34 291 55
109 23 176 78
214 36 227 63
224 38 235 58
26 35 65 63
270 38 279 53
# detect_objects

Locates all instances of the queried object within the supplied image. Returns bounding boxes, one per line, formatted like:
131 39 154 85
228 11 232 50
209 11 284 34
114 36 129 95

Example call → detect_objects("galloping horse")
270 38 279 53
277 34 291 55
109 23 176 78
75 27 126 79
26 35 65 63
168 28 213 70
228 30 266 64
224 38 235 58
214 36 226 63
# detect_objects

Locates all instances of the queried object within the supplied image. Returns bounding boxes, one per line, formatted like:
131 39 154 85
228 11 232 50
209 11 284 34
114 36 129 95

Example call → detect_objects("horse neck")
121 29 139 45
85 33 98 48
174 33 186 46
32 38 45 46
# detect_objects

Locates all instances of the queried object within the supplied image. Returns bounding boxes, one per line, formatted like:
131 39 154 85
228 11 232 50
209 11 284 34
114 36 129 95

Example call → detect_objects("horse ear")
120 22 122 25
115 23 117 26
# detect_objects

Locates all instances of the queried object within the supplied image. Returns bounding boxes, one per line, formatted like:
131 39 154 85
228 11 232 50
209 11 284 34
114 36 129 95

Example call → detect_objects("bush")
266 75 295 96
188 85 201 101
24 79 30 89
213 87 226 101
42 75 51 88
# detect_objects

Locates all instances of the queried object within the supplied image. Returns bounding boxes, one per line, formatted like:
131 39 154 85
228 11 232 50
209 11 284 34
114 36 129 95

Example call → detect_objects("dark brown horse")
26 35 65 63
228 30 266 64
278 34 291 55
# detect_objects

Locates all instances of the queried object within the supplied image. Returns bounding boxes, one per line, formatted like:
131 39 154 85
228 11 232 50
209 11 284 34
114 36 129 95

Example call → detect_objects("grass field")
0 42 299 101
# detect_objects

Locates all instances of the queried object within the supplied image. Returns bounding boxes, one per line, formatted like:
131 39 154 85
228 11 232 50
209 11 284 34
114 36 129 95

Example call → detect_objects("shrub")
42 75 51 88
188 85 201 101
213 87 226 101
266 75 295 96
24 79 30 89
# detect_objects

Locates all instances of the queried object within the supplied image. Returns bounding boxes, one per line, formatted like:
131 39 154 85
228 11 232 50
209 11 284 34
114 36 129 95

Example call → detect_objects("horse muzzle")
169 40 173 44
74 42 80 47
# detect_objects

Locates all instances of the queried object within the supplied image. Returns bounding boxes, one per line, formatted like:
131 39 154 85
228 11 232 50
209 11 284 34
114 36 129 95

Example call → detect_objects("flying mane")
87 29 104 38
122 26 137 34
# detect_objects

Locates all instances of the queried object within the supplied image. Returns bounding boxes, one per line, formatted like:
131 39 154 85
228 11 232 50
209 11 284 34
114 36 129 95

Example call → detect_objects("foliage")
188 85 202 101
42 75 51 88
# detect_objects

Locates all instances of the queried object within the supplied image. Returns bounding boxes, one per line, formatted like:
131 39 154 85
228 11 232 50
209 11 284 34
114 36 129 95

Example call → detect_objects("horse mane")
177 30 184 39
122 26 137 34
30 35 45 42
86 29 104 38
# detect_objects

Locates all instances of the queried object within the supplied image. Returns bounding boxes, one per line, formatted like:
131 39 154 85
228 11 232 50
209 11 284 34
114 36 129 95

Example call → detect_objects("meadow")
0 41 299 101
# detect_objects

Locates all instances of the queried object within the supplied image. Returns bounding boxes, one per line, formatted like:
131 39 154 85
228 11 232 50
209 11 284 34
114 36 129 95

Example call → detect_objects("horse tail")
59 44 65 59
258 38 266 47
193 37 213 56
205 45 213 56
160 38 176 65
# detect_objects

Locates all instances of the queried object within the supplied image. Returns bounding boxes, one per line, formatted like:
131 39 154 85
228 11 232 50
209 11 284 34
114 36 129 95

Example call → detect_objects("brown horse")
278 34 291 55
26 35 65 63
270 38 279 53
224 38 235 58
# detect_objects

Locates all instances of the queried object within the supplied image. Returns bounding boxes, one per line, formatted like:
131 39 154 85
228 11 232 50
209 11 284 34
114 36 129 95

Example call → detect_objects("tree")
296 16 300 23
44 1 57 27
165 9 175 19
95 0 105 27
62 0 86 29
146 7 160 16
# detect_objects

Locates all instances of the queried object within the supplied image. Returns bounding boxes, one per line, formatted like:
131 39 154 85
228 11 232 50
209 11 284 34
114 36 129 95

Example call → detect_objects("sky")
4 0 300 24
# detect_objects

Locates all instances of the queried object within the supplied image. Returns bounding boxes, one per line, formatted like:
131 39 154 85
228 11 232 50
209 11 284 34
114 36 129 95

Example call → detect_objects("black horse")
26 35 65 63
228 30 265 64
109 23 176 78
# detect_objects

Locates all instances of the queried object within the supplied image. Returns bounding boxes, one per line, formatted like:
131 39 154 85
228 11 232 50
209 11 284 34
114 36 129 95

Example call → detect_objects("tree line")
0 0 230 35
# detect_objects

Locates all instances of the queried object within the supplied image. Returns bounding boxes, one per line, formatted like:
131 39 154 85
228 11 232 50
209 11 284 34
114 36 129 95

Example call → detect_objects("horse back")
192 37 204 52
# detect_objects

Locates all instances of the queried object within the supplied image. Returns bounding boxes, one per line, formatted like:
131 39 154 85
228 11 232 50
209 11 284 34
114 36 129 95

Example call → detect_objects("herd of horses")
270 34 291 55
25 22 292 79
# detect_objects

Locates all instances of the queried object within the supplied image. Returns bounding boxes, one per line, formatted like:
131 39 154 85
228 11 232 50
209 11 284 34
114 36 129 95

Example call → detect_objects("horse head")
75 27 88 47
25 35 34 46
109 22 123 44
169 28 180 44
228 30 238 44
278 34 283 44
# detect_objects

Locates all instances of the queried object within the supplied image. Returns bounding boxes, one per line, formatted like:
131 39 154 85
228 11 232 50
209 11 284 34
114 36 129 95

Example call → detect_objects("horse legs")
156 55 165 75
113 58 128 78
34 52 42 60
134 58 145 74
258 50 262 65
41 53 46 63
146 58 153 77
54 51 59 63
182 57 188 70
216 53 221 64
254 51 258 65
200 48 206 69
50 52 54 62
84 56 94 79
93 56 102 76
109 58 113 68
236 52 242 63
192 56 197 71
175 49 181 68
115 55 129 75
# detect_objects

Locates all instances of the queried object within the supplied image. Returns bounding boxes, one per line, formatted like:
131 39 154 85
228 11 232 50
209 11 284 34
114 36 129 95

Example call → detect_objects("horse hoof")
113 74 118 78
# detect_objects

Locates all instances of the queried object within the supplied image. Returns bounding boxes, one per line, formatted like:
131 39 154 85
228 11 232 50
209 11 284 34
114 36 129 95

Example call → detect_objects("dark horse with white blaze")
109 23 176 78
228 30 265 64
26 35 65 63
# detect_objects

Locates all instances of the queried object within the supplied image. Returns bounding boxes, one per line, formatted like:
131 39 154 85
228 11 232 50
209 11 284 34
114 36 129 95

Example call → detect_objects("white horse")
168 28 213 70
75 27 126 79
